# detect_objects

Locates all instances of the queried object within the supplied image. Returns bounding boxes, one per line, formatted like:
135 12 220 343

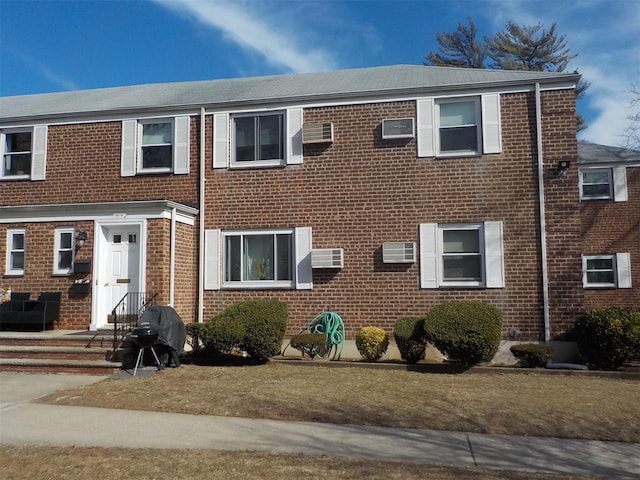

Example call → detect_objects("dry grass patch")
37 362 640 442
0 446 602 480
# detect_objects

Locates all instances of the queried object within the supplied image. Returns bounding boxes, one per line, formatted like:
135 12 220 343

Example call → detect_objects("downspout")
535 83 551 343
198 107 206 323
169 207 176 306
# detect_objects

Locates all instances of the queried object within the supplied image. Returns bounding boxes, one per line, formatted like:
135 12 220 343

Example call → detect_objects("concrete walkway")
1 373 639 479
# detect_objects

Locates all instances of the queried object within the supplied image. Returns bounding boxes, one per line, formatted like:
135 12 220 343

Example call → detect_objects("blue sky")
1 0 639 147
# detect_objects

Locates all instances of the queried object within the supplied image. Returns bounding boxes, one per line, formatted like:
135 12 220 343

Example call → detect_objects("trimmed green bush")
574 307 640 369
510 343 554 368
393 317 428 364
185 322 205 354
200 299 288 362
424 301 503 365
356 326 389 362
290 333 327 358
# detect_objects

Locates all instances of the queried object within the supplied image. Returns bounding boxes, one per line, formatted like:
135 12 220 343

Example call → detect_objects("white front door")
107 228 140 315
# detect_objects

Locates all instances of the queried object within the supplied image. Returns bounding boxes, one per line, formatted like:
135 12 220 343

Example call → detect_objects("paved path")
1 373 639 478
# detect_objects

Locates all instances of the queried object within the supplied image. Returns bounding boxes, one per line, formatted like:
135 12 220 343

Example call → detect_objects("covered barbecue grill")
136 305 186 369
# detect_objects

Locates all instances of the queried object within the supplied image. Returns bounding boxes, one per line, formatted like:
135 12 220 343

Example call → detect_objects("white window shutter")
204 229 221 290
484 221 505 288
295 227 313 290
287 108 303 165
121 120 137 177
416 98 435 158
481 94 502 154
213 113 229 169
616 252 632 288
173 116 190 175
613 166 628 202
31 125 48 180
419 223 437 288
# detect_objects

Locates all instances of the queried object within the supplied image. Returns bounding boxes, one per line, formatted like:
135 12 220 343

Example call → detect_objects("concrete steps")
0 331 123 375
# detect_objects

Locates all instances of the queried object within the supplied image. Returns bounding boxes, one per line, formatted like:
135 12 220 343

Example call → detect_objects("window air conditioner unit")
382 118 415 139
382 242 416 263
311 248 344 269
302 122 334 144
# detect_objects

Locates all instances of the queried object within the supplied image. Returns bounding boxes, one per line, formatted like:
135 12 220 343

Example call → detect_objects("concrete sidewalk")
1 373 639 479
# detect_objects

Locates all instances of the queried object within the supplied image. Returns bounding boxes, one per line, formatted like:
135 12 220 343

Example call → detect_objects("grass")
9 359 637 480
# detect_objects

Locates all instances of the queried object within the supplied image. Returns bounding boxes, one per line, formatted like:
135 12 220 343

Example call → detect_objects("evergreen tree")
424 18 486 68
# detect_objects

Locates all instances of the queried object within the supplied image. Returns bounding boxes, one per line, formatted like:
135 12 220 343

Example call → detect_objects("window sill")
435 152 482 159
229 162 286 170
222 282 294 290
1 175 31 181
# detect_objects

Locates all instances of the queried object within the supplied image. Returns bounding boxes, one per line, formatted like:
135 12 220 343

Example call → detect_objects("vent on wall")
311 248 344 268
382 242 416 263
302 122 334 144
382 118 415 139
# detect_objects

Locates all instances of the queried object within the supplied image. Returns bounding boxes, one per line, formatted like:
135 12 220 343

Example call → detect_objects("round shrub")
356 326 389 362
510 343 554 368
574 307 640 369
393 317 428 364
424 301 503 365
202 313 245 355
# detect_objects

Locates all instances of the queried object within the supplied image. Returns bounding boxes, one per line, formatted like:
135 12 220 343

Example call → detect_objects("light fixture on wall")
75 231 88 248
556 160 571 177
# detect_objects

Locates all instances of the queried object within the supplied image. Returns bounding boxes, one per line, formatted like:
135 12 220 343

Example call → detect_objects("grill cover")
139 305 186 355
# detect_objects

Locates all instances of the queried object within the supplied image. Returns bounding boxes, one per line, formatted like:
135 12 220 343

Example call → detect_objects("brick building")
2 64 633 350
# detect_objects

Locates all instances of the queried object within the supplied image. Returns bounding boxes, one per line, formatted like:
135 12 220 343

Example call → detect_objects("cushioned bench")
0 292 61 331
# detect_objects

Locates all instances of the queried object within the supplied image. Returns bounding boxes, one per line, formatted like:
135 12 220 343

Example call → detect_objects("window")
580 168 612 200
121 117 189 176
420 221 504 288
436 98 481 156
224 230 293 287
140 120 173 171
54 228 74 275
6 229 26 275
233 113 284 166
583 253 632 288
2 130 31 177
579 167 627 202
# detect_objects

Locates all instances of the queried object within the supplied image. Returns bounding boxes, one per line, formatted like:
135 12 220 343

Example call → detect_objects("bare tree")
626 82 640 150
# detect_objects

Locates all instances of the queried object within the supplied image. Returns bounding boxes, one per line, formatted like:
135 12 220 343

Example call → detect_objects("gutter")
198 107 206 323
535 83 551 343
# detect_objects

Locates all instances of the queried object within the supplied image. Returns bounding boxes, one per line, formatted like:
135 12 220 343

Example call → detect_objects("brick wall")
204 91 581 340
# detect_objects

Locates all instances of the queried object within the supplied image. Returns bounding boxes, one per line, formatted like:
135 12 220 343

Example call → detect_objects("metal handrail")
111 291 157 353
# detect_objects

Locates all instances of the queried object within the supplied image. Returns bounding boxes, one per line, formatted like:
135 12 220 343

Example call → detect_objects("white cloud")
151 0 338 74
12 50 78 91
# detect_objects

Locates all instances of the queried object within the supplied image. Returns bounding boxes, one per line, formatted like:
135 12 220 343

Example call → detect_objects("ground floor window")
582 253 631 288
6 228 26 275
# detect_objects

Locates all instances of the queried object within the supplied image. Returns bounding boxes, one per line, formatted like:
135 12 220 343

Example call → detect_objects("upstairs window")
140 120 173 171
436 98 481 156
2 131 31 177
54 228 74 275
6 229 26 275
580 168 612 200
583 253 632 288
232 113 284 167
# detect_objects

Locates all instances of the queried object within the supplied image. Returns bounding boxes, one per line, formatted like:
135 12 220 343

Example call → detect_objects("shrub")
356 326 389 362
393 317 428 364
424 301 503 365
201 299 288 362
510 343 554 368
185 322 205 354
574 307 640 369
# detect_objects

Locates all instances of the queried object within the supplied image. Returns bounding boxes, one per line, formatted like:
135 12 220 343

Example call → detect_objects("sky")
1 0 639 147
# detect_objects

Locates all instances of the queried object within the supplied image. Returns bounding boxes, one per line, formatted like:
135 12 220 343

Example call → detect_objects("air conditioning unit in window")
311 248 344 269
302 122 334 144
382 242 416 263
382 118 415 139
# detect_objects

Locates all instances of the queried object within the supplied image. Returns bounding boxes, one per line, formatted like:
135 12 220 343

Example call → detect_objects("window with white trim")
579 167 627 202
420 221 504 288
1 130 32 178
232 113 284 167
121 117 189 176
54 228 74 275
6 228 26 275
436 98 481 156
224 230 293 287
583 253 632 288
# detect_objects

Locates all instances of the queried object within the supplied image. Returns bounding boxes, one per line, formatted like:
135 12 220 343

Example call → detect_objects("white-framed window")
53 227 74 275
121 116 189 176
420 221 504 289
6 228 26 275
436 98 481 156
224 229 293 287
232 113 285 167
582 253 632 288
579 167 627 202
204 227 312 290
1 129 31 178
